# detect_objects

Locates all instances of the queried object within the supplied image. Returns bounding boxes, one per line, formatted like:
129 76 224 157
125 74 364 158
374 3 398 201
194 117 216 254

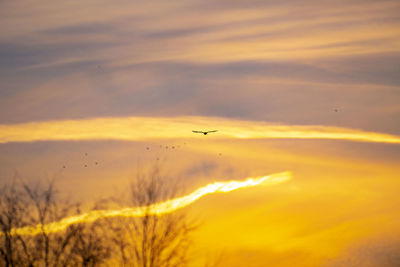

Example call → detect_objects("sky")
0 0 400 266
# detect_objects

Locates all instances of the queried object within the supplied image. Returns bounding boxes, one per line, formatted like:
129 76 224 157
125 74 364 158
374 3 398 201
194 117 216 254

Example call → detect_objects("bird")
192 130 218 135
84 164 87 168
334 109 338 112
95 162 98 165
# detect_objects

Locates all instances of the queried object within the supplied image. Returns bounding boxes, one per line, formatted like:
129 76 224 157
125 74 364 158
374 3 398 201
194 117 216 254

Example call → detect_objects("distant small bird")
146 147 150 150
334 109 338 112
192 130 218 135
84 164 87 168
95 162 98 165
85 153 88 156
63 165 66 168
172 146 175 149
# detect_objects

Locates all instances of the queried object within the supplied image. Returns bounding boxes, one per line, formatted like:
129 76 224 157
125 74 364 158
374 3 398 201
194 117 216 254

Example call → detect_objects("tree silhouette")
108 165 195 267
0 182 27 267
0 167 219 267
0 181 112 267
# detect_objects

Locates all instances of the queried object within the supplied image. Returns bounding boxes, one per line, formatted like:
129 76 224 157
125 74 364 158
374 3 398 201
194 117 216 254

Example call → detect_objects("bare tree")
109 165 195 267
1 168 220 267
0 182 28 267
70 220 111 267
21 181 80 267
0 180 112 267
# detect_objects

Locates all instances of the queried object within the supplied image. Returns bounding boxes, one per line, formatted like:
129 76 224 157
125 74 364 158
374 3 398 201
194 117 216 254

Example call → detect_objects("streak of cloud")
0 116 399 144
8 171 291 236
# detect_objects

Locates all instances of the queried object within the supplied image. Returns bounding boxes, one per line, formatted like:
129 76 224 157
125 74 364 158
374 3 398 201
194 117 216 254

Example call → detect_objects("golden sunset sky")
1 0 400 266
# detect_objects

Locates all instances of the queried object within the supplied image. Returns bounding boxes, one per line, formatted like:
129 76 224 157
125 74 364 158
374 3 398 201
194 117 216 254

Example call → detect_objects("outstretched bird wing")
192 130 204 133
205 130 218 133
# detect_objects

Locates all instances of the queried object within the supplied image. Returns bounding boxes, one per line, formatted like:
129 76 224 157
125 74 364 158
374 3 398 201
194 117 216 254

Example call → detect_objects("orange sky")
1 0 399 266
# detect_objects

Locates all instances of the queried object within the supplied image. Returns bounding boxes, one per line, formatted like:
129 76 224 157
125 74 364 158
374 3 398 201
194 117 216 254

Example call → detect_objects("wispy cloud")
9 171 291 236
1 0 399 133
1 116 399 144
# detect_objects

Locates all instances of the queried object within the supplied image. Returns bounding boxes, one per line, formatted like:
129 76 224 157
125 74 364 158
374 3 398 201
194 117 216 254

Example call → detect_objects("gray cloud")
0 0 399 135
43 22 117 36
182 161 219 178
1 58 399 134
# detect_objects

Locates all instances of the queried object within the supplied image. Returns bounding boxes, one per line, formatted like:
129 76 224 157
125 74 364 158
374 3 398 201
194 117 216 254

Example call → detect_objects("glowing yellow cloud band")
9 171 291 236
0 116 399 144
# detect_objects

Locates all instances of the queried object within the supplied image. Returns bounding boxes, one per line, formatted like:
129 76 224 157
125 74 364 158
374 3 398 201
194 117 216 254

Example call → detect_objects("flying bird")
192 130 218 135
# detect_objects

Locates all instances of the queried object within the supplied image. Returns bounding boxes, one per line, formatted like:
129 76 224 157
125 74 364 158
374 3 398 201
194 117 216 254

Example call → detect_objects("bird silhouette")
192 130 218 135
